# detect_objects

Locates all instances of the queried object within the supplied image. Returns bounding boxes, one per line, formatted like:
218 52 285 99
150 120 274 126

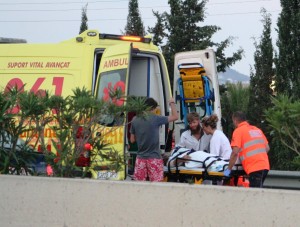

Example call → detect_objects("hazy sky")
0 0 281 75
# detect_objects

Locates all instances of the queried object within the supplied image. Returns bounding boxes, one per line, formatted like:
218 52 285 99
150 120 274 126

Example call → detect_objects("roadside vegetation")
0 86 146 177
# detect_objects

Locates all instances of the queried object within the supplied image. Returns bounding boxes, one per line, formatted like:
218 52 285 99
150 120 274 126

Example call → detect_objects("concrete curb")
0 175 299 227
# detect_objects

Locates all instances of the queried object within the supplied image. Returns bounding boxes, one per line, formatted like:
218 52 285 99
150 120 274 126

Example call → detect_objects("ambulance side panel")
0 43 97 153
0 43 95 96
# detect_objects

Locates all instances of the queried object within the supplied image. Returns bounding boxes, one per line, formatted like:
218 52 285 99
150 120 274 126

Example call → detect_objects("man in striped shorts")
130 97 178 182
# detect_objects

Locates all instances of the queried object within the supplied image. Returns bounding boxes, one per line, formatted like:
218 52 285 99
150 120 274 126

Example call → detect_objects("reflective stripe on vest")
240 147 267 161
244 139 265 149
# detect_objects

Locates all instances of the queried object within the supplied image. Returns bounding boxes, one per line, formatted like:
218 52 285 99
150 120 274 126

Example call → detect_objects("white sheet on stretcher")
167 147 243 172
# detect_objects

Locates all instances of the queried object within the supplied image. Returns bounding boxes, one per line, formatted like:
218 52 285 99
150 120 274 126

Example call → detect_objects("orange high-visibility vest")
231 121 270 175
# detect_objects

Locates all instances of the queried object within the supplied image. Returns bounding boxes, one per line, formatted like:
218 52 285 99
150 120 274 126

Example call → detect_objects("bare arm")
227 146 239 170
168 97 178 122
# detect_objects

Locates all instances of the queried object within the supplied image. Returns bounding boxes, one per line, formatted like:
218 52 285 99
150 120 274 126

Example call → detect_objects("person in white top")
201 114 232 160
177 112 211 152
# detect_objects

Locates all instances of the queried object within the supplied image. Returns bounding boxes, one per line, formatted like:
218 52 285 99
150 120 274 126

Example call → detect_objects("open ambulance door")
126 51 171 174
92 43 132 180
173 49 222 143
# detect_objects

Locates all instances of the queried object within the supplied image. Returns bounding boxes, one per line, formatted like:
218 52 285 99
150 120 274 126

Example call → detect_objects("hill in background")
218 68 250 85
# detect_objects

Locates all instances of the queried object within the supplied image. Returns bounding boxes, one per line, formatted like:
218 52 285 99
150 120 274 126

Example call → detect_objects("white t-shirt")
209 130 232 159
177 129 212 152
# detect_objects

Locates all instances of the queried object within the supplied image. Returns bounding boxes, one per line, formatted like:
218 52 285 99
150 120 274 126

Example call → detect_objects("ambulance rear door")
126 50 171 174
173 49 222 143
93 43 132 180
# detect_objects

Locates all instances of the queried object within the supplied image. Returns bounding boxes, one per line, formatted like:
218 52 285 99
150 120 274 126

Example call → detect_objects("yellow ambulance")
0 29 221 180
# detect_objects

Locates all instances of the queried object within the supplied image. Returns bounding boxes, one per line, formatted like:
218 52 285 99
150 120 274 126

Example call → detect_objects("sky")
0 0 282 76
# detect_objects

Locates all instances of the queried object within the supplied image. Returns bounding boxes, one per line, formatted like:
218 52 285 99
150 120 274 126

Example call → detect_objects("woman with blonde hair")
201 114 232 159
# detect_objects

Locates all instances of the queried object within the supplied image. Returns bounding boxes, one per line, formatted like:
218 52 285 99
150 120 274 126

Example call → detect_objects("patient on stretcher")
167 147 240 172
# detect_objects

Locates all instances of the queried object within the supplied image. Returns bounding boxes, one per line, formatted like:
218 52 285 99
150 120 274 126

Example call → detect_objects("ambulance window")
92 52 103 94
97 69 126 126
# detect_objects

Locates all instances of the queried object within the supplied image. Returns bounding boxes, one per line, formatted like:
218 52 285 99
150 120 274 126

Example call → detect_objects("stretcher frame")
163 156 247 186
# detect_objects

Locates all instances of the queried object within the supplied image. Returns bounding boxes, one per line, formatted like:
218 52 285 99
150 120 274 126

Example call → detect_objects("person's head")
187 112 201 133
144 97 158 111
232 111 247 127
201 114 218 135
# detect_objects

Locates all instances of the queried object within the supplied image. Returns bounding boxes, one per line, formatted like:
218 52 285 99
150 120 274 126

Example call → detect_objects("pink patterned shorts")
134 158 164 182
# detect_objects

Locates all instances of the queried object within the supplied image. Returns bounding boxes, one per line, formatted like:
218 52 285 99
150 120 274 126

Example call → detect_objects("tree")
147 11 167 46
45 88 147 178
265 95 300 170
79 4 88 34
149 0 243 85
268 1 300 170
124 0 145 36
247 9 274 131
220 82 250 139
274 0 300 98
0 87 48 175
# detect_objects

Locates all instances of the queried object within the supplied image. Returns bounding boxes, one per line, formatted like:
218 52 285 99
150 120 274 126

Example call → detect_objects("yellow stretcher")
163 165 248 186
177 63 213 127
179 67 205 103
164 148 249 186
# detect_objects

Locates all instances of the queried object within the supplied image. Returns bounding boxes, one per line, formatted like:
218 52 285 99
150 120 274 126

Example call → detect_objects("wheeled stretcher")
163 148 248 186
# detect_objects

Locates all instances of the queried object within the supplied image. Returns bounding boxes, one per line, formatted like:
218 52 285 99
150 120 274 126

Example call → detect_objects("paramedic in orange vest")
224 111 270 188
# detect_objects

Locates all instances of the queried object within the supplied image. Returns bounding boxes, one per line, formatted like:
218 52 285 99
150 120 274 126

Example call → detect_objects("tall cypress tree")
79 4 88 34
124 0 145 36
247 9 274 130
149 0 243 85
269 1 300 170
275 0 300 98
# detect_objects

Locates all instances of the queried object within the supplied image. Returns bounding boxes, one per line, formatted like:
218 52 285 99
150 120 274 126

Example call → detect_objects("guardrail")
264 170 300 190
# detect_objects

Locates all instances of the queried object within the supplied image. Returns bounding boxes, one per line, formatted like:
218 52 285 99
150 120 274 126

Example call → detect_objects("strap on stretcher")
166 150 245 182
167 148 225 174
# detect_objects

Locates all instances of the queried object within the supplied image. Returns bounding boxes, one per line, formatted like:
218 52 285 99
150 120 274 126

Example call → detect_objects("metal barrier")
264 170 300 190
